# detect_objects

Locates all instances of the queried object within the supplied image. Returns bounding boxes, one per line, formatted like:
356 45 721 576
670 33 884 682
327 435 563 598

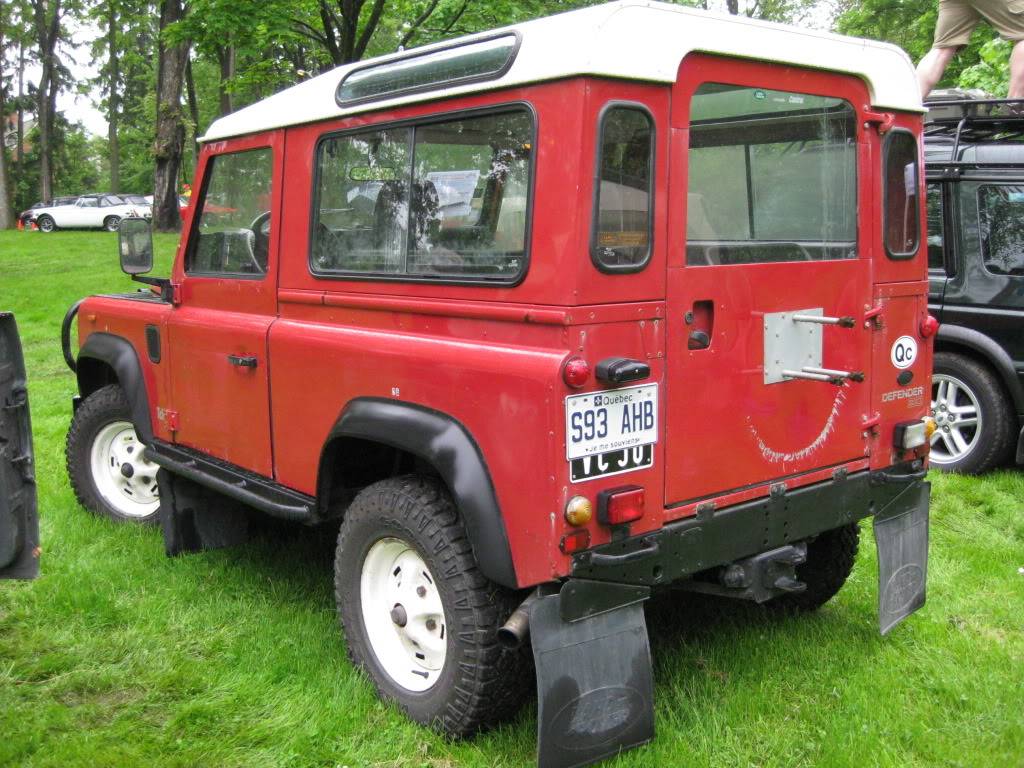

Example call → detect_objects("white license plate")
565 384 658 460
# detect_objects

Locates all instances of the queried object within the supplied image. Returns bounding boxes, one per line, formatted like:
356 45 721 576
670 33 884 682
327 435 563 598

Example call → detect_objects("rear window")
978 184 1024 276
592 105 654 272
884 131 920 259
687 84 857 265
311 108 533 283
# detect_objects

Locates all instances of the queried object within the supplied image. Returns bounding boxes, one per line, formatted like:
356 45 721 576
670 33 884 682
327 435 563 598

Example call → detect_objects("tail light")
920 315 939 338
563 357 590 388
597 486 645 526
560 529 591 554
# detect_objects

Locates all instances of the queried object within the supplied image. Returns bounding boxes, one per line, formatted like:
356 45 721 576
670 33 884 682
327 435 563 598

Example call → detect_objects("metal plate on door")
763 308 823 384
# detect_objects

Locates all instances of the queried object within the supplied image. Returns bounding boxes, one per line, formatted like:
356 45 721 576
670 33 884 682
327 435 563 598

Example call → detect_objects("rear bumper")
571 464 925 586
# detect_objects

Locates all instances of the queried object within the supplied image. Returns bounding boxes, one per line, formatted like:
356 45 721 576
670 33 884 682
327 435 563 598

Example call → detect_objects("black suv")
925 93 1024 473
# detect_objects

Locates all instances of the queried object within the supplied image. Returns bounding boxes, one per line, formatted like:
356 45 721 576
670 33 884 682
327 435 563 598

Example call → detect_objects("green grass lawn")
1 229 1022 767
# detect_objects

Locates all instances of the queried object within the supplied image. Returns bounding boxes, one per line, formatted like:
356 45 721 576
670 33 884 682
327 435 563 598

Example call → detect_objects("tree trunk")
726 0 740 14
107 0 121 193
153 0 188 232
0 19 15 228
31 0 62 203
216 44 234 116
185 56 200 173
16 40 25 169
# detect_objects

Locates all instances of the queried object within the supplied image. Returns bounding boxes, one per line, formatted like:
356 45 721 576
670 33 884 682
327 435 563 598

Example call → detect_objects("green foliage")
11 118 104 210
959 37 1012 95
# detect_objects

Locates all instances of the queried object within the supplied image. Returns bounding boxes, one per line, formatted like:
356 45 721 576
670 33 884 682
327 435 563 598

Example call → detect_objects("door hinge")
158 407 180 432
863 109 895 134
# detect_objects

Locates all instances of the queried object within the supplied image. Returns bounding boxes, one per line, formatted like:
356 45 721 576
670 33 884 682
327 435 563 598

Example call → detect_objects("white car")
33 194 150 233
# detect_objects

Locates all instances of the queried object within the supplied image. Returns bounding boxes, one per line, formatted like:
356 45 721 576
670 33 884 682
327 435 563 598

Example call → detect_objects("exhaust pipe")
497 589 541 649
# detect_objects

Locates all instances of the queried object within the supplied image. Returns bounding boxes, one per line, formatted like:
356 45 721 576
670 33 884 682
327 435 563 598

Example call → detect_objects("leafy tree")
154 0 188 231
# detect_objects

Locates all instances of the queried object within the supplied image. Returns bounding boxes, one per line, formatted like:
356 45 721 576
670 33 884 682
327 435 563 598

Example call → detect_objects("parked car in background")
925 91 1024 473
18 196 77 229
32 194 150 233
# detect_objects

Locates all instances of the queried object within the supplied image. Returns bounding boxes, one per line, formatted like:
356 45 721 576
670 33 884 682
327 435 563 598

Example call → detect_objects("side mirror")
118 217 153 275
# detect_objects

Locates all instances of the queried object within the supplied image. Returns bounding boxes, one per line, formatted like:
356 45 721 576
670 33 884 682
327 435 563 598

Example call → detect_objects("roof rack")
924 97 1024 161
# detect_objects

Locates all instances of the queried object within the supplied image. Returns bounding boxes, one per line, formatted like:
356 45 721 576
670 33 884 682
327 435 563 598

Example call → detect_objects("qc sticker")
890 336 918 369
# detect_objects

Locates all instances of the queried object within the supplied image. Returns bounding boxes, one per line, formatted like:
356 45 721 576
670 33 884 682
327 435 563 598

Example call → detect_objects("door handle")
227 354 258 368
688 330 711 350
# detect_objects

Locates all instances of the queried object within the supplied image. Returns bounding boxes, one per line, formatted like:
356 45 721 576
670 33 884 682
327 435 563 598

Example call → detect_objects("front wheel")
66 384 161 523
103 215 122 232
36 215 56 233
930 351 1014 474
334 476 530 737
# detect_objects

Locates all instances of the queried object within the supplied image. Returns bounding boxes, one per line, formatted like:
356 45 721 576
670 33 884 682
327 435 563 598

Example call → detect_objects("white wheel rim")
930 374 982 465
88 420 161 517
360 537 447 692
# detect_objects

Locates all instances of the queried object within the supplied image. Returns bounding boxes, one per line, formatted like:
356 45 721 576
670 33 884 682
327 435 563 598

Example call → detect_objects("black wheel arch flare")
321 397 517 588
76 332 154 444
935 324 1024 417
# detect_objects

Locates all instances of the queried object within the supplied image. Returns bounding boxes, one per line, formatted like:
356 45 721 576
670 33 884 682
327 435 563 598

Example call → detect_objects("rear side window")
884 131 920 259
188 147 273 276
592 106 654 271
687 84 857 265
311 109 533 283
977 184 1024 276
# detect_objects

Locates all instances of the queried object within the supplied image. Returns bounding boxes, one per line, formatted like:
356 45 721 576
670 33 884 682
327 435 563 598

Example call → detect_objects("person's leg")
1008 40 1024 98
920 0 980 99
917 46 959 99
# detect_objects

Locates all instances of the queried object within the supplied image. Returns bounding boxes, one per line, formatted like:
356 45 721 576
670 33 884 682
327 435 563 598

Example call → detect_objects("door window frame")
883 128 921 260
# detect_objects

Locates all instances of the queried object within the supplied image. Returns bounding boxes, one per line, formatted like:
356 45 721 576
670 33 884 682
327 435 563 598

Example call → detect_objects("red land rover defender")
62 3 935 765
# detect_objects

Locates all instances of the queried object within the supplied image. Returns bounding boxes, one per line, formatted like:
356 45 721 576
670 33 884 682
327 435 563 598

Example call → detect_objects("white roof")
203 0 921 142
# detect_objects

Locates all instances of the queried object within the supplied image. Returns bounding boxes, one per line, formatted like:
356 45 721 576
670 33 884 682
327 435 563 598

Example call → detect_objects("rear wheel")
930 351 1013 474
334 475 530 737
772 523 859 613
36 215 55 233
103 215 121 232
66 384 161 523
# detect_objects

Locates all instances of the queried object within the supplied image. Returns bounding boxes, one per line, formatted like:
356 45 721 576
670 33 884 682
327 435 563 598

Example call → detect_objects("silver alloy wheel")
360 537 447 693
88 420 160 517
104 216 121 232
930 373 982 465
37 216 54 232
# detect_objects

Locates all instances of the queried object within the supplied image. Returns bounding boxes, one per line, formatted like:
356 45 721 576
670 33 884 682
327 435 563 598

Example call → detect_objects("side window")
188 148 273 276
592 106 653 271
884 131 920 259
687 84 857 265
926 183 945 271
311 108 533 283
81 198 98 208
977 184 1024 276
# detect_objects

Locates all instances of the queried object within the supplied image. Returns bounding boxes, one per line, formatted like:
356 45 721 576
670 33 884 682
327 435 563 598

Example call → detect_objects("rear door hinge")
863 109 895 134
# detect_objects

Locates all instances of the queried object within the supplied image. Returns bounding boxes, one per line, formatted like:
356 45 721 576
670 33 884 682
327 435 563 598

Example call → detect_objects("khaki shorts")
933 0 1024 47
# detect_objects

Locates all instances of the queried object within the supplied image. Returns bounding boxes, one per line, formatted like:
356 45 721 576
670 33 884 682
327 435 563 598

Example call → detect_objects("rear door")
665 55 875 506
0 313 39 579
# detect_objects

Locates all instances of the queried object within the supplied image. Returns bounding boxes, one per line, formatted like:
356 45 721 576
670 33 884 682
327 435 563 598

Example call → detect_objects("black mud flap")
532 593 654 768
0 312 39 580
874 480 930 635
157 469 252 555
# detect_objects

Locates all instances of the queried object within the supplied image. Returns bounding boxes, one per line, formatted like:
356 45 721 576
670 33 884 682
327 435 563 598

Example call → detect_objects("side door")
164 132 282 477
0 313 39 579
665 55 876 506
60 198 94 227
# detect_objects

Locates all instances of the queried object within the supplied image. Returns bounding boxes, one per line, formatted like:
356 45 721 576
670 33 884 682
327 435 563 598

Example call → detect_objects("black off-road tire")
931 351 1014 474
772 523 860 613
334 475 531 737
66 384 161 524
36 214 56 233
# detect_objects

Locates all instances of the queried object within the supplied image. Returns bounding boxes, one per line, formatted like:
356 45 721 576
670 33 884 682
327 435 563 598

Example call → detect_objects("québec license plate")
565 384 658 480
